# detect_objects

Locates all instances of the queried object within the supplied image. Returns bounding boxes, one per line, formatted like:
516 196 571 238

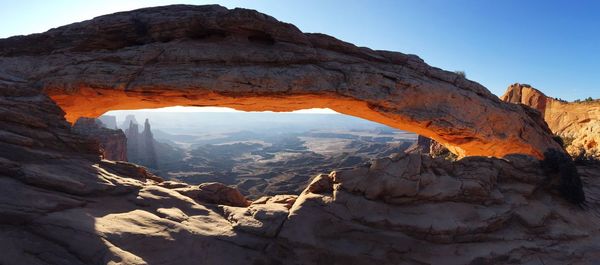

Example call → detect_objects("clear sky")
1 0 599 101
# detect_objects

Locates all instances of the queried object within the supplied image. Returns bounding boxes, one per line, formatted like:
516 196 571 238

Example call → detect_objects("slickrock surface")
0 5 597 265
0 5 562 158
502 83 600 159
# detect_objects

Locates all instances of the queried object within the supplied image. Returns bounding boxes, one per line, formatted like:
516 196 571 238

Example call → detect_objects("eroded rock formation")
502 83 600 159
72 117 127 161
125 118 159 169
0 5 562 159
0 5 595 265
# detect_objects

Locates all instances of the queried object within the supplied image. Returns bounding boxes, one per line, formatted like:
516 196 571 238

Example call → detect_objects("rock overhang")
0 4 563 159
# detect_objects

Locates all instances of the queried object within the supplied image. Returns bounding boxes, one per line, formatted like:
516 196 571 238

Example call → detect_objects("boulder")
175 182 251 207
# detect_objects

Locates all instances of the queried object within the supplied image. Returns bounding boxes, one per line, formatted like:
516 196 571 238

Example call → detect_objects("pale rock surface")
174 182 251 207
277 153 600 265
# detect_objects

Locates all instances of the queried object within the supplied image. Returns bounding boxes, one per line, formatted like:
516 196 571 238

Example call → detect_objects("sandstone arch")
0 5 561 158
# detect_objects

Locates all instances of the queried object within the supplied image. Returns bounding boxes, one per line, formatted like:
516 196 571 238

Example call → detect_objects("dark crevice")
247 32 276 45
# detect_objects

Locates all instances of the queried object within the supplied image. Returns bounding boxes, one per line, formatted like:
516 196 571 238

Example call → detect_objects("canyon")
0 4 598 265
98 112 416 199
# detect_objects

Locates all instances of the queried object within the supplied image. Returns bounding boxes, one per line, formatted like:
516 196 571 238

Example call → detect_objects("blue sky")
1 0 598 101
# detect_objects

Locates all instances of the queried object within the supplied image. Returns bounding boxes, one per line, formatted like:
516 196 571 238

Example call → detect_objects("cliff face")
502 83 600 159
125 118 159 169
72 117 127 161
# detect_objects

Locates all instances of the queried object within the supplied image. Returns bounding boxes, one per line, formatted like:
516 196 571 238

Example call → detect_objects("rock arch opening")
47 86 560 160
82 106 420 198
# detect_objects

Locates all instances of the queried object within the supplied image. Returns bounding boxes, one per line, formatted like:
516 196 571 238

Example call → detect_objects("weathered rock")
73 117 127 161
0 5 598 265
407 135 453 159
502 83 600 159
251 194 298 209
405 135 432 154
175 182 251 207
222 199 289 237
277 154 600 264
0 5 562 159
125 118 159 169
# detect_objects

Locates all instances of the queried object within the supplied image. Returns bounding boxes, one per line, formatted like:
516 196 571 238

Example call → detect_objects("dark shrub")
552 135 574 148
552 136 564 147
542 149 585 205
454 71 466 78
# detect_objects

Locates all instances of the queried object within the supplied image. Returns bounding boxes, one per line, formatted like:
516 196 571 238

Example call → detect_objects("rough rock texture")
502 83 600 159
0 5 562 159
407 135 452 159
125 119 158 169
405 135 432 154
173 182 251 207
72 117 128 161
0 5 596 265
4 131 599 265
278 154 600 264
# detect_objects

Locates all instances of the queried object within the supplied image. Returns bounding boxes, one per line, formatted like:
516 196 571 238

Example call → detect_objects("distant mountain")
119 114 139 130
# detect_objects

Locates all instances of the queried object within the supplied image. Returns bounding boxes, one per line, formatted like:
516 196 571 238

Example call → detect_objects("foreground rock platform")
1 146 599 264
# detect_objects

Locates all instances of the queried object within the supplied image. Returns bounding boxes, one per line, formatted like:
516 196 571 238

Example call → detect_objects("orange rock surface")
2 3 570 166
502 83 600 158
0 6 562 159
47 87 559 159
